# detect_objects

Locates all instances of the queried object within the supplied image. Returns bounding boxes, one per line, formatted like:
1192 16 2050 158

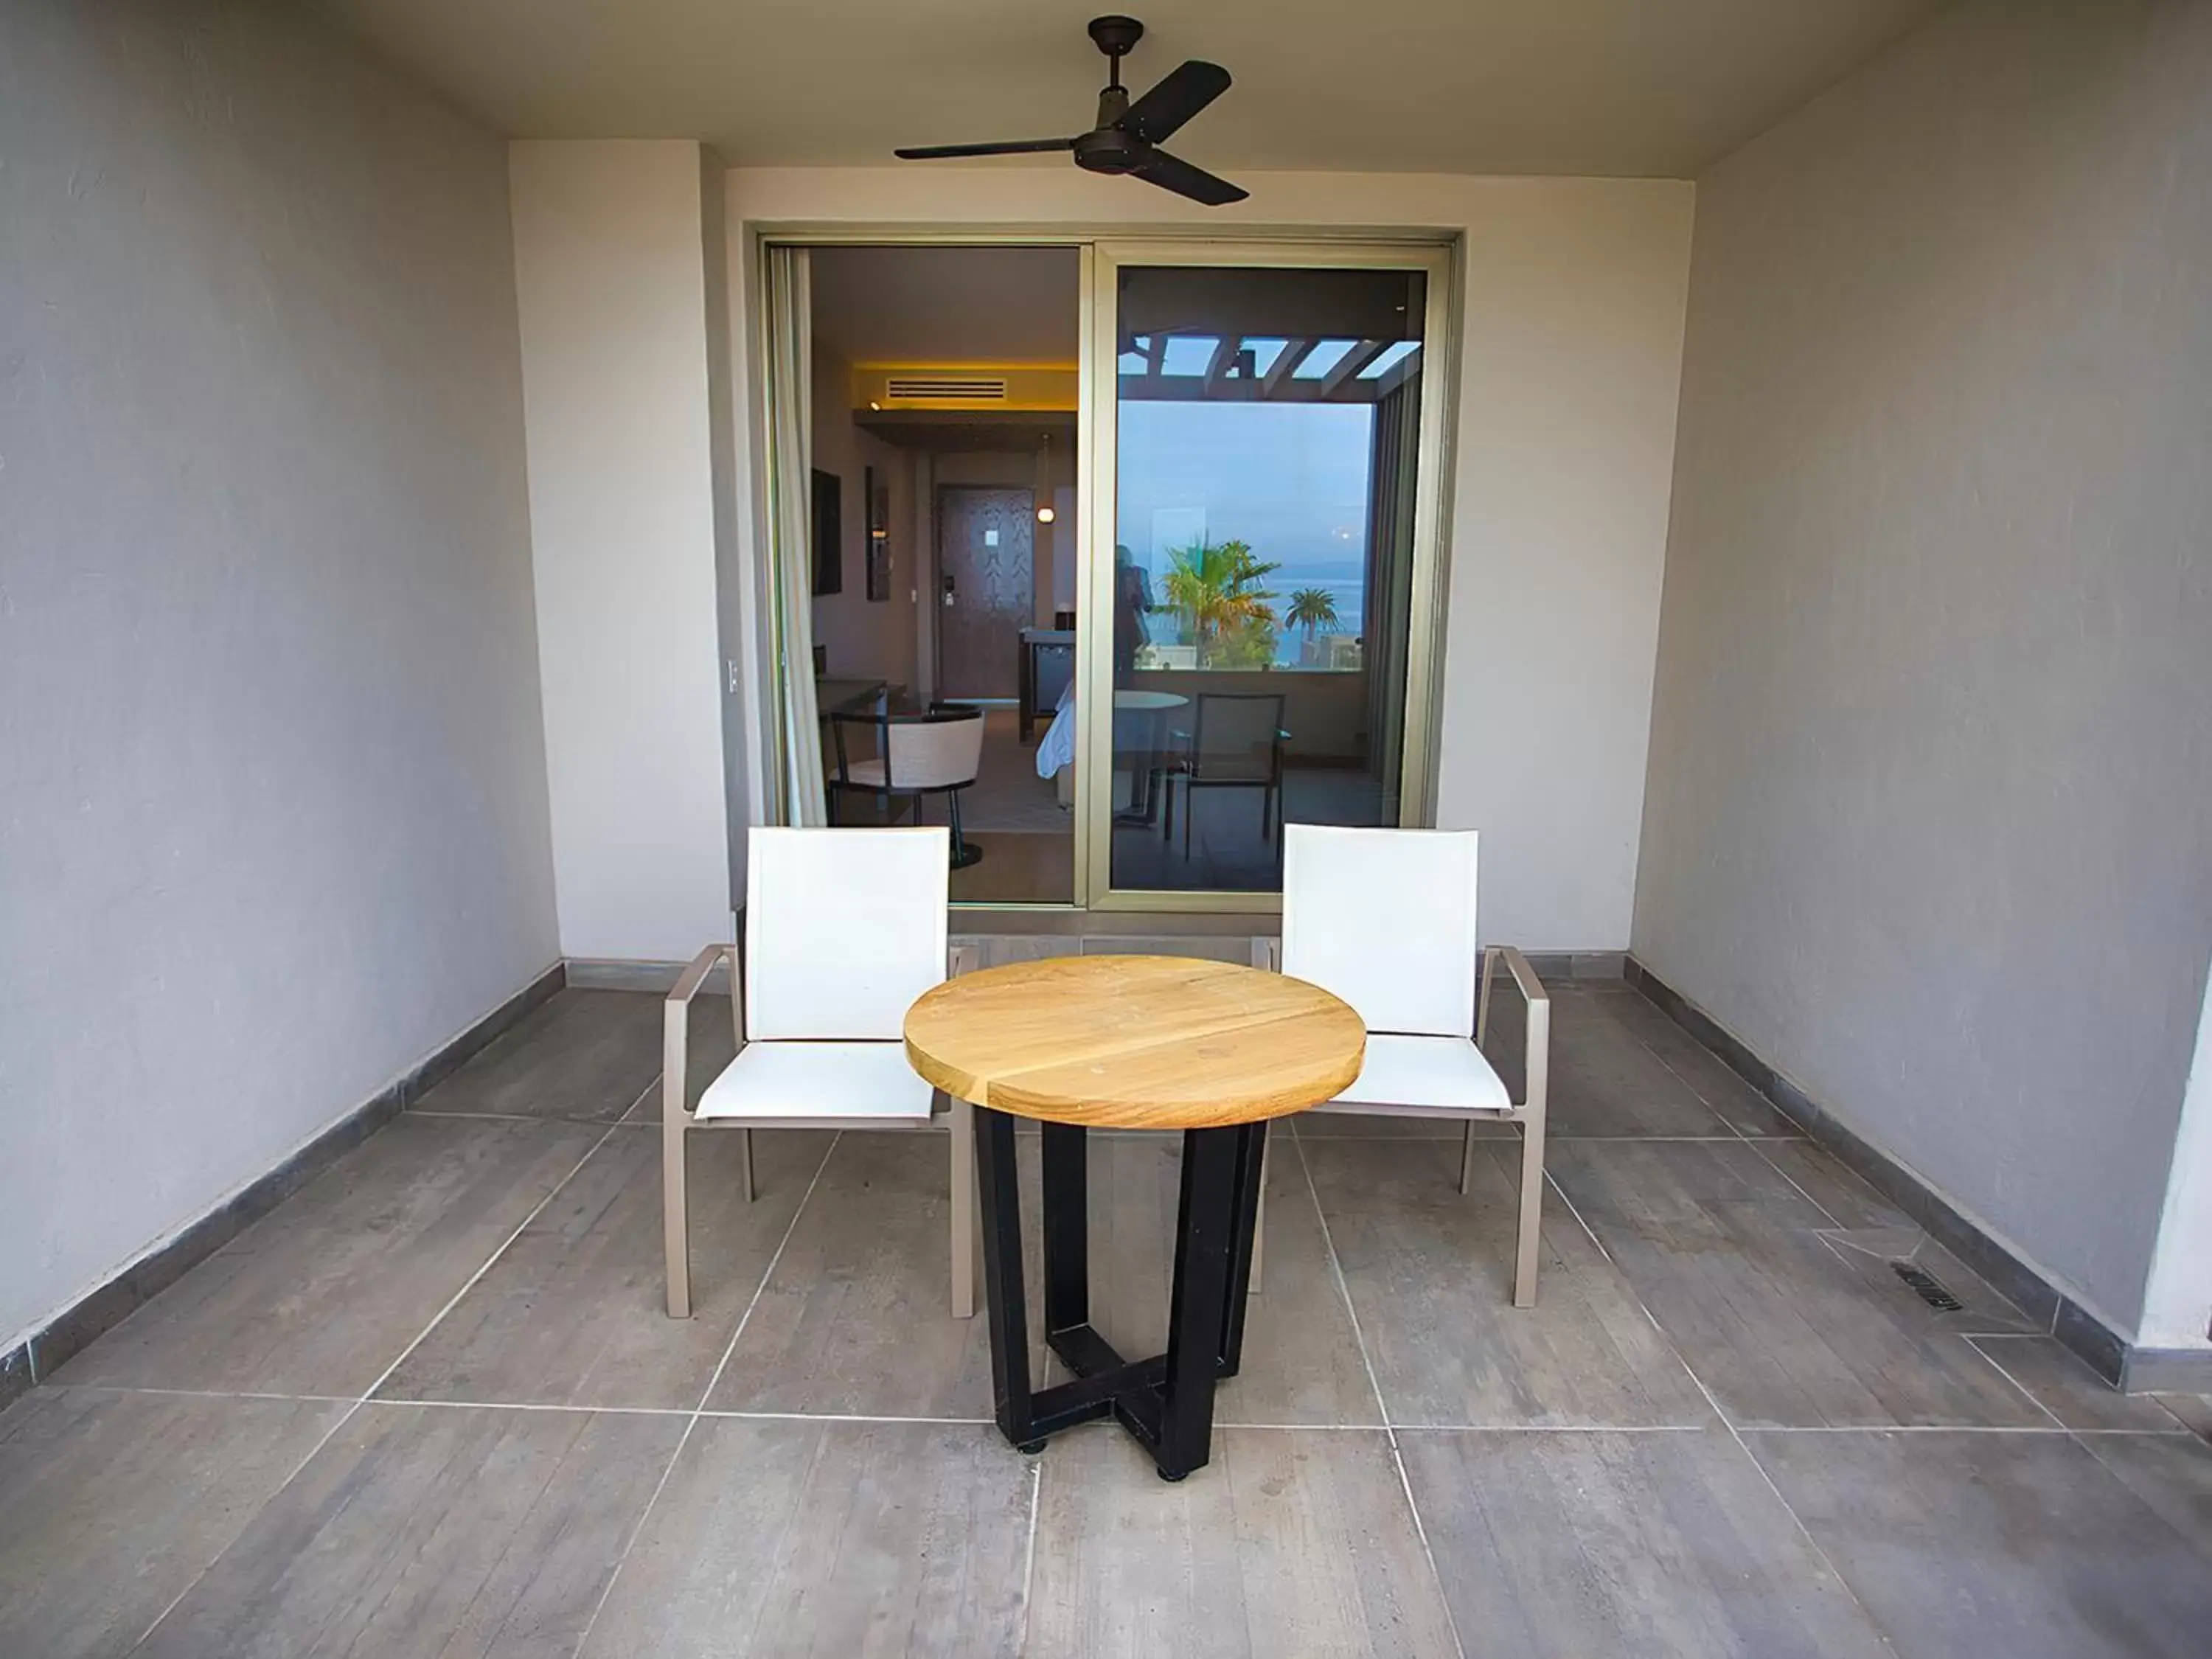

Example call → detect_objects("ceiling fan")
894 16 1247 206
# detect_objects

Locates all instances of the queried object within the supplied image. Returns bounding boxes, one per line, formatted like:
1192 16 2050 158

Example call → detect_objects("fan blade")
1124 60 1231 144
1133 148 1248 206
894 137 1079 160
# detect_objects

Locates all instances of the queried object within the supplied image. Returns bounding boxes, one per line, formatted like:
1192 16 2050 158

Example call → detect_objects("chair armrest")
664 943 729 1122
1480 945 1550 1117
1251 936 1280 973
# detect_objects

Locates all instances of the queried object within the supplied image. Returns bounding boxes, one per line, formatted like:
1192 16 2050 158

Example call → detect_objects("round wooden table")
905 954 1366 1479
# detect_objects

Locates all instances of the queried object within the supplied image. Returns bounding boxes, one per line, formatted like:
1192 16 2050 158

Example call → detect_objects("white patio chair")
663 825 981 1320
1256 824 1551 1307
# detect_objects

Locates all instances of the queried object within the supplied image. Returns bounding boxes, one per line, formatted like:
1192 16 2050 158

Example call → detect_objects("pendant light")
1035 431 1057 524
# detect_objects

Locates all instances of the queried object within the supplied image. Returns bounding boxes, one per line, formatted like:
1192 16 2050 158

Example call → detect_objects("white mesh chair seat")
696 1040 936 1127
842 757 889 789
1327 1034 1512 1116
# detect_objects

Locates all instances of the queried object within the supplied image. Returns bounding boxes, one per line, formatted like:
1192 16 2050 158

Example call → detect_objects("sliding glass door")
1078 243 1452 909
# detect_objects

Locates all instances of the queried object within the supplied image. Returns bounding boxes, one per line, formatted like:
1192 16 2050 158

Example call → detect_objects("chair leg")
1459 1119 1478 1196
1512 1111 1545 1309
740 1127 756 1204
949 1096 977 1319
664 1079 692 1321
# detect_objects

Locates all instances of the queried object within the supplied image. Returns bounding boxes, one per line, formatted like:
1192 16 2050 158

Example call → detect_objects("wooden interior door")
935 487 1034 700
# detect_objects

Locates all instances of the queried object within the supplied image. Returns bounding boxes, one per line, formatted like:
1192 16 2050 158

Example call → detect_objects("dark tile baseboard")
2122 1346 2212 1394
1624 956 2198 1397
2 961 566 1406
565 957 733 994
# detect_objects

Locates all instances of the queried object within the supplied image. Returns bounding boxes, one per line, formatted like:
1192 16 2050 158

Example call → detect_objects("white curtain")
762 245 826 825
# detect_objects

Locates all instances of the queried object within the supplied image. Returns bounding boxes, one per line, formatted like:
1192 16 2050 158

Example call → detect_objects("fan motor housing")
1074 128 1146 174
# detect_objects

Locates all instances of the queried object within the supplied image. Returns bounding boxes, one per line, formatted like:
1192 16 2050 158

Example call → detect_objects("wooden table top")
903 954 1366 1130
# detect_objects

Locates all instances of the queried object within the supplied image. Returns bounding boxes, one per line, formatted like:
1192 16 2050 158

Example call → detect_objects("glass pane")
1109 265 1426 893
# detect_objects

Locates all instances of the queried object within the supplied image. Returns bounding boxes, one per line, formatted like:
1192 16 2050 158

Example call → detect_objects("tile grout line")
1604 997 2060 1382
1607 997 1863 1233
1966 1332 2193 1436
1745 1423 2177 1435
1677 1363 1903 1653
1290 1132 1470 1659
1960 1335 2070 1429
1018 1458 1043 1650
1605 985 2066 1349
1538 1113 1903 1658
571 1128 844 1658
128 1108 633 1654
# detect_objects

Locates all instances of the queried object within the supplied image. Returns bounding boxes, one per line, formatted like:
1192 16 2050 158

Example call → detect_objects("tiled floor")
6 976 2211 1657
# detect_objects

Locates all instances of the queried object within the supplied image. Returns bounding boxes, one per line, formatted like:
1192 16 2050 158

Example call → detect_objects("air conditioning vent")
884 375 1008 403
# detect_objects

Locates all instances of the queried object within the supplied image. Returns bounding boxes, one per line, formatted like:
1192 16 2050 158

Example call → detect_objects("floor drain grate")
1893 1262 1964 1311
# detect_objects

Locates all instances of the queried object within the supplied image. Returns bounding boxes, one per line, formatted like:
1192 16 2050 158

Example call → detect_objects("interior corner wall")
1634 0 2212 1335
0 1 559 1349
2141 959 2212 1350
807 344 919 688
510 139 732 962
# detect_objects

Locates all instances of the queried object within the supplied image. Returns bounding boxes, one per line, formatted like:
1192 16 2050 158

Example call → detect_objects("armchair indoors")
827 700 988 868
663 826 981 1320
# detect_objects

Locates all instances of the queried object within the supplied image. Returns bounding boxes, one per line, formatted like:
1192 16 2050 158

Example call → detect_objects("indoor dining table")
903 953 1366 1480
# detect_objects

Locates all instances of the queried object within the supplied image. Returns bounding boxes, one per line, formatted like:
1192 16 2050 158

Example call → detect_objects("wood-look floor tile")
380 1127 834 1409
582 1419 1030 1658
138 1402 681 1659
1747 1428 2212 1658
2077 1430 2212 1560
1026 1425 1460 1658
1591 990 1804 1136
1399 1427 1891 1658
1291 1109 1509 1140
1301 1138 1714 1427
1549 1139 2051 1428
1746 1138 1912 1228
53 1116 606 1396
0 1388 349 1659
2154 1392 2212 1441
1809 1228 2042 1335
1489 989 1742 1138
706 1130 1006 1417
1967 1336 2192 1432
415 989 661 1121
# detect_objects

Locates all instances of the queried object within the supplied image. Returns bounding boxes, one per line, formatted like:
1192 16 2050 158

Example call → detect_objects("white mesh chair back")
1280 824 1480 1037
1192 693 1284 782
885 708 986 790
744 827 950 1040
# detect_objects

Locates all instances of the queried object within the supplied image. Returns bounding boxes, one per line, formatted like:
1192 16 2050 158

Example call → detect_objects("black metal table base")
973 1108 1267 1481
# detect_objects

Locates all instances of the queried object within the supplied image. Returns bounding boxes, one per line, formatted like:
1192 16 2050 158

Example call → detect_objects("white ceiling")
313 0 1944 178
810 246 1081 366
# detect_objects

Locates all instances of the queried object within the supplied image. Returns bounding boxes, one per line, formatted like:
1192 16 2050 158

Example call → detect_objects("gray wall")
0 1 559 1348
1635 0 2212 1333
